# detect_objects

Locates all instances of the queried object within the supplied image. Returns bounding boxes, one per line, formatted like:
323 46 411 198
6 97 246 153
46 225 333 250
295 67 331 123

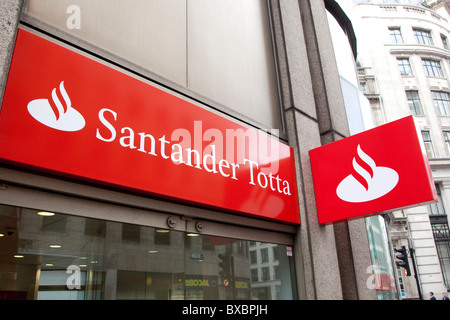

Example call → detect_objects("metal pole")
409 247 423 300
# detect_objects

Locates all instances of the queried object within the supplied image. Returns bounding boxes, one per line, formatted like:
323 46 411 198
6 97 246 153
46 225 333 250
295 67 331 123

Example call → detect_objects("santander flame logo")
27 81 85 132
336 145 399 203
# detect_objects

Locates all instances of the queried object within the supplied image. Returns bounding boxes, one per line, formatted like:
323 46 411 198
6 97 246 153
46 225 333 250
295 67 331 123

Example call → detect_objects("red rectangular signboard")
310 116 437 224
0 28 300 224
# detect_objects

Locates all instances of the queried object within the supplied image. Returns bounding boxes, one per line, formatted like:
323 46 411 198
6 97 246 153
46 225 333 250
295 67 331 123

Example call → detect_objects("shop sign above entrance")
0 28 300 224
309 116 437 224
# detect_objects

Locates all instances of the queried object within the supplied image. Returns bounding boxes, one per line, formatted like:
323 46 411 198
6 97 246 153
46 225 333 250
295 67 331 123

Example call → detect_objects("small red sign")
310 116 437 224
0 29 300 224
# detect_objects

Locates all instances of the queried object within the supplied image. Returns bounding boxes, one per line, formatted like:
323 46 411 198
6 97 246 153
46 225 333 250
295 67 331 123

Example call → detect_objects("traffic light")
218 253 231 283
394 246 411 276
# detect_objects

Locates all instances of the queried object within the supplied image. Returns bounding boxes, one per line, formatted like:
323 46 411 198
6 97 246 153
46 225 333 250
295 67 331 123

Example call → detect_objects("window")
432 91 450 115
84 218 106 237
423 59 444 77
429 184 445 216
442 34 449 50
250 251 257 264
445 131 450 155
398 58 412 76
154 229 170 245
421 131 435 158
429 183 450 290
261 248 269 263
274 266 280 280
121 223 140 242
389 27 404 44
202 237 214 251
360 82 367 94
41 214 67 233
414 29 434 45
262 267 270 281
251 268 259 282
0 204 297 300
406 91 422 115
430 218 450 290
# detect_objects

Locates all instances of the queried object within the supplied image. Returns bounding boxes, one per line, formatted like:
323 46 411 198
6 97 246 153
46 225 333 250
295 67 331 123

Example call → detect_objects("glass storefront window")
365 215 399 300
0 204 295 300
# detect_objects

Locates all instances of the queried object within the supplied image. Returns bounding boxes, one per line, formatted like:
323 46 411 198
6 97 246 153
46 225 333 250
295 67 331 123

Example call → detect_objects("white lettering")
120 127 137 149
171 143 184 164
95 109 292 197
283 180 291 195
159 135 170 159
226 304 268 317
217 159 239 181
257 171 268 189
96 108 117 142
230 163 240 181
185 148 202 169
138 132 157 156
244 158 290 194
275 175 283 193
203 145 217 173
218 159 230 178
182 304 216 318
244 158 259 185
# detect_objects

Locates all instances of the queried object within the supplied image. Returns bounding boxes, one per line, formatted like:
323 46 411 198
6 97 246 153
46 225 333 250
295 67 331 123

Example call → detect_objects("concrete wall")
270 0 375 299
0 0 22 106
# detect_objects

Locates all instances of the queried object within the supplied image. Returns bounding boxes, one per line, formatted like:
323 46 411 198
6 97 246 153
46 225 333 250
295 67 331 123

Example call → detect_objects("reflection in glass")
0 204 295 300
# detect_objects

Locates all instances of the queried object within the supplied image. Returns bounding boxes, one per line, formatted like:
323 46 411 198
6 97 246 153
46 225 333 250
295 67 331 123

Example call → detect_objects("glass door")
0 203 296 300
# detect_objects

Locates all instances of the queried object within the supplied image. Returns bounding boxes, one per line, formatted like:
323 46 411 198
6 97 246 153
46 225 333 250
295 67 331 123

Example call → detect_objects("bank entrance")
0 169 297 300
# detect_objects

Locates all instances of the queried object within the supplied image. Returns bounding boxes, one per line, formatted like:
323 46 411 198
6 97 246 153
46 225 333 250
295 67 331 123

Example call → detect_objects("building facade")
341 0 450 299
0 0 394 300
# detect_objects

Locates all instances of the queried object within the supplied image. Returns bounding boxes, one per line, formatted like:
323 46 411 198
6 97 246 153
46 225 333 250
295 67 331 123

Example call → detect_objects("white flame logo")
336 145 399 203
27 81 85 132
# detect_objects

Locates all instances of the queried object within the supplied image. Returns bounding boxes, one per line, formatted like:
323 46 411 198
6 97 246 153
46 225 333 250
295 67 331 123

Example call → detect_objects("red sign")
0 28 300 224
310 116 437 224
